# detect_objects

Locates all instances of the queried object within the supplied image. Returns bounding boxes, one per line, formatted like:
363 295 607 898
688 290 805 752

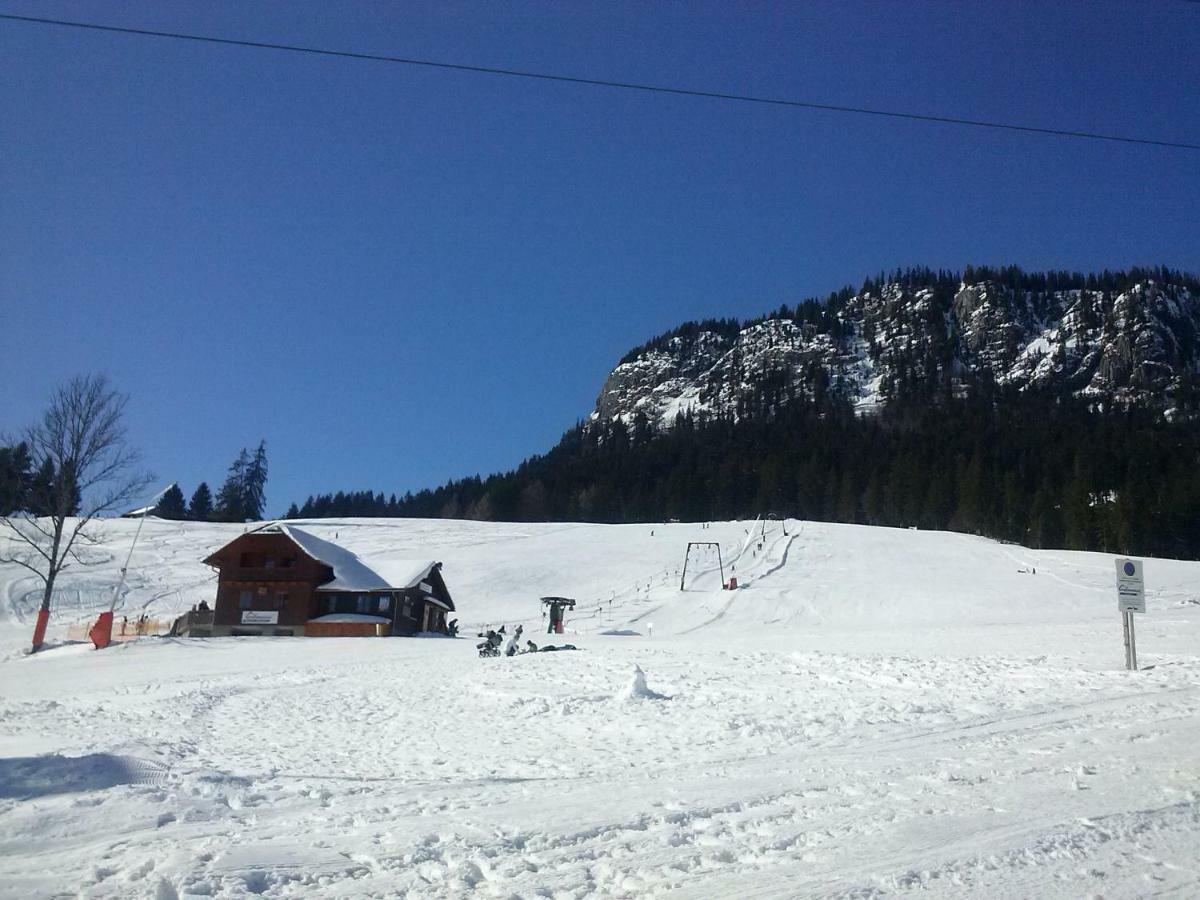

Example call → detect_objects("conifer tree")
29 458 58 516
156 484 187 520
214 449 249 522
188 482 213 521
243 441 268 521
0 442 33 515
213 442 268 522
1062 472 1092 551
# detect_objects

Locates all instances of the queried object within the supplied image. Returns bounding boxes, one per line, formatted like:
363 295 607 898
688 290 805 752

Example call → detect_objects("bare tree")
0 375 150 651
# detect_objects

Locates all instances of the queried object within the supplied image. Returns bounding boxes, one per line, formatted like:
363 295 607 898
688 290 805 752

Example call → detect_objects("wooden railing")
65 617 173 642
170 610 216 636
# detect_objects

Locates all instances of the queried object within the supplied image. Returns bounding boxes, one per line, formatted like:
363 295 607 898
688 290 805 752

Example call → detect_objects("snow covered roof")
121 505 159 518
278 526 440 593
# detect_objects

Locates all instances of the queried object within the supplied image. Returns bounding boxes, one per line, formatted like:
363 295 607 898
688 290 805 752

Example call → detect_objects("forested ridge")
284 265 1200 558
287 387 1199 558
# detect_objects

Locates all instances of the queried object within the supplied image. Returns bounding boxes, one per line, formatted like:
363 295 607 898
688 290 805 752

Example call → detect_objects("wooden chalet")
193 525 454 637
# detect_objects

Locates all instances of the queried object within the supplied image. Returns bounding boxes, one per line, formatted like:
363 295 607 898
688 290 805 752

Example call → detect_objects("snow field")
1 516 1199 897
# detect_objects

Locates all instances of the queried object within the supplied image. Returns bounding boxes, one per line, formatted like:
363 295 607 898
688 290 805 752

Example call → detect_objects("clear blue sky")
3 1 1197 516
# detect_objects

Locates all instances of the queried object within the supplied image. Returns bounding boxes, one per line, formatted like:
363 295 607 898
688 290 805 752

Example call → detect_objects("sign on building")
1115 558 1145 614
242 610 279 625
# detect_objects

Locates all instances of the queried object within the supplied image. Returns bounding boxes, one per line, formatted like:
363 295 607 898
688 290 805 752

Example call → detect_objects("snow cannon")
541 597 576 634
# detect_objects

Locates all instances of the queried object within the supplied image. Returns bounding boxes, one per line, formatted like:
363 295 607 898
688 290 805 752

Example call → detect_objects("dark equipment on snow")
541 597 576 634
477 628 504 657
477 621 581 659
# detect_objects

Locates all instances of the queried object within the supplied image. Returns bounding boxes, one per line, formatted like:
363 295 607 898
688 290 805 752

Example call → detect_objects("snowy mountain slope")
1 517 1198 898
0 517 759 649
5 515 1199 647
593 277 1200 427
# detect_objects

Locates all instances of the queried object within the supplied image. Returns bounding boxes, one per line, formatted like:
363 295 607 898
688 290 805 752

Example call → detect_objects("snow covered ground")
1 516 1198 898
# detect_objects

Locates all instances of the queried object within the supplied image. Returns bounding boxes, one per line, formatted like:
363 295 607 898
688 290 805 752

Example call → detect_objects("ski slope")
1 516 1198 898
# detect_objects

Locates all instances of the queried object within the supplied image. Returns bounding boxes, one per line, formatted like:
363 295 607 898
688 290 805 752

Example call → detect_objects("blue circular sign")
1123 561 1136 576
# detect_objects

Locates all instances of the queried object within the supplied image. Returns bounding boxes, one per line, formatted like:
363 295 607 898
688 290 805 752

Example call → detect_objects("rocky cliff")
592 271 1199 427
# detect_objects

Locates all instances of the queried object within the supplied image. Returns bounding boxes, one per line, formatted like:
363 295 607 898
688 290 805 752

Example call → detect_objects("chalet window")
273 591 288 609
401 598 413 618
264 557 276 569
356 595 370 614
278 557 296 569
377 596 388 613
239 590 253 609
239 552 264 568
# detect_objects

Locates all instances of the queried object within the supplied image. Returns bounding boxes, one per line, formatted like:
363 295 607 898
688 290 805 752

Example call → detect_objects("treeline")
0 443 80 516
2 439 269 524
153 441 269 523
287 387 1200 559
857 263 1198 298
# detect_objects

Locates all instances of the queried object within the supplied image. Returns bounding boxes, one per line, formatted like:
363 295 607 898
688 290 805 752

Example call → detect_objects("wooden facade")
315 581 453 635
205 532 327 635
199 528 454 637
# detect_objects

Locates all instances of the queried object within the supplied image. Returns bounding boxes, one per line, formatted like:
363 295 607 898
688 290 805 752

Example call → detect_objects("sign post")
1115 558 1144 671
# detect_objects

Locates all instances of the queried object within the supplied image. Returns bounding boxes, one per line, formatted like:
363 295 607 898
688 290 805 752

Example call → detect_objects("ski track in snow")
0 516 1198 898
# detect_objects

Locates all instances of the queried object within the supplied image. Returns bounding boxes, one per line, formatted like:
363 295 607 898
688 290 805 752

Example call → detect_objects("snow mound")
619 664 668 701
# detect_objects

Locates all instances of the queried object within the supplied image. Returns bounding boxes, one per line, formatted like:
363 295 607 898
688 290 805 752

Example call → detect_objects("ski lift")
541 596 576 634
764 512 789 536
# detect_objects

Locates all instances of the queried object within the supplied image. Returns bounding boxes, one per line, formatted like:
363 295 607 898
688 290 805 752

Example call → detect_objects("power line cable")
2 12 1198 152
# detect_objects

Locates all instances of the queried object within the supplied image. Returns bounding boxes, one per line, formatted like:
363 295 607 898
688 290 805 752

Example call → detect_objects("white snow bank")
307 614 391 624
